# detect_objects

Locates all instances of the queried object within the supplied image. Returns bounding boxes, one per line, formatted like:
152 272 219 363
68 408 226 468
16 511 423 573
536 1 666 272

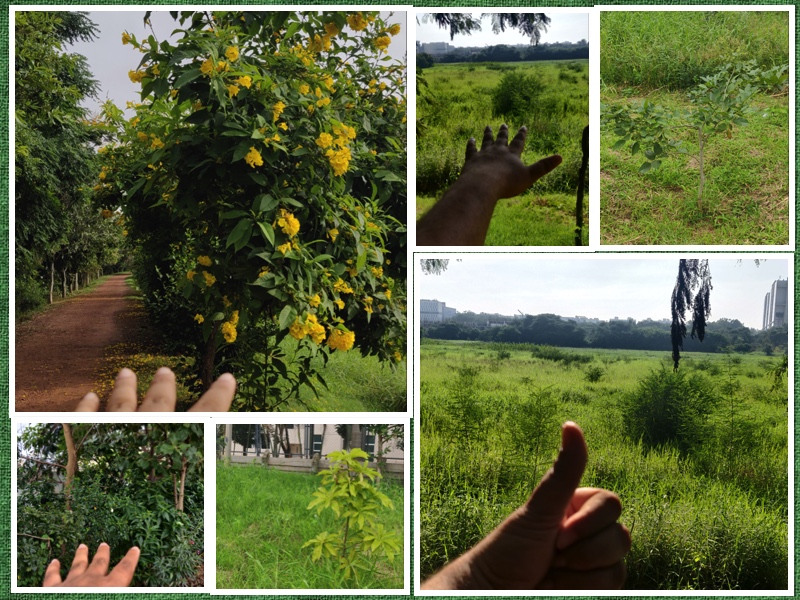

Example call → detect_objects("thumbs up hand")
422 422 631 590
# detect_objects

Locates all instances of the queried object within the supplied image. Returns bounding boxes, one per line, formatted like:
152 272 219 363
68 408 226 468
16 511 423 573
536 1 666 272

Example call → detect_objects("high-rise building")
420 299 456 324
762 279 788 329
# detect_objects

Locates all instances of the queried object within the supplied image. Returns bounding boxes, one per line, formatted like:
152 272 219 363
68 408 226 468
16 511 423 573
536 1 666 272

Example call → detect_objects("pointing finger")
75 392 100 412
86 543 111 576
106 546 140 587
42 559 63 586
140 367 177 412
508 126 528 155
106 369 139 411
480 125 494 150
189 372 237 412
68 543 90 576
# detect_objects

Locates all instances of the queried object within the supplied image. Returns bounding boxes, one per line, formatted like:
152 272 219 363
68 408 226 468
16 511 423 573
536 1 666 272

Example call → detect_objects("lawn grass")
420 340 788 590
217 464 404 589
417 60 589 246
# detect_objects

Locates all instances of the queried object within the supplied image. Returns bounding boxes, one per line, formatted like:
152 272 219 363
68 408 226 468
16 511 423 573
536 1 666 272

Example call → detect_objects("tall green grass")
420 342 788 589
217 465 404 589
417 61 589 246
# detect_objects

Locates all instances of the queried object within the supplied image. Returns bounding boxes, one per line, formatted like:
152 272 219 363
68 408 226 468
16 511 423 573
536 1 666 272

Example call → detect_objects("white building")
763 279 788 329
420 299 456 324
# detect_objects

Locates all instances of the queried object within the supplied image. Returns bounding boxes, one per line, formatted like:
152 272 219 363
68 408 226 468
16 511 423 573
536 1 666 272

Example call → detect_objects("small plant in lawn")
584 363 604 383
303 449 400 582
604 60 786 209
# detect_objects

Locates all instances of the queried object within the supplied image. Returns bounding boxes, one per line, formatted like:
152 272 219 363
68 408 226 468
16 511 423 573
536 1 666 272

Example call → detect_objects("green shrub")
622 367 719 453
584 364 604 383
16 275 46 315
491 71 545 122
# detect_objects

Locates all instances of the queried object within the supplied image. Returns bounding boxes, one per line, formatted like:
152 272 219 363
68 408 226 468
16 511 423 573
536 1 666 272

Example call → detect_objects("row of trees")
418 41 589 67
95 11 407 409
17 423 204 587
422 312 787 355
15 12 128 315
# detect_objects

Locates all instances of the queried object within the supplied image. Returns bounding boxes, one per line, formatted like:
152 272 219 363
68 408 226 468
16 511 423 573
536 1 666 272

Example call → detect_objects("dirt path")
15 274 152 412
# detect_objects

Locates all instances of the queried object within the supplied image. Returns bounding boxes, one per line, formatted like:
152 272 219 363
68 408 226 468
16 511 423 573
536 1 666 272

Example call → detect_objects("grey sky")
416 12 589 48
65 10 407 118
416 257 789 330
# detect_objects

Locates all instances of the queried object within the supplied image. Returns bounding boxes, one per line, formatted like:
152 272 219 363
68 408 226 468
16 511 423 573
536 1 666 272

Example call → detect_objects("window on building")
312 434 323 454
362 427 375 458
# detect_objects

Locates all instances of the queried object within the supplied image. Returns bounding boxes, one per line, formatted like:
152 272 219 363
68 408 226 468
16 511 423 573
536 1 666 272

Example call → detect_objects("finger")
553 523 631 570
527 155 563 184
188 372 237 412
480 125 494 150
74 392 100 412
524 422 588 522
106 369 139 411
68 543 90 576
86 543 111 576
139 367 177 411
42 559 63 586
494 123 510 146
465 137 477 162
540 561 627 590
106 546 140 587
557 489 623 550
508 126 528 155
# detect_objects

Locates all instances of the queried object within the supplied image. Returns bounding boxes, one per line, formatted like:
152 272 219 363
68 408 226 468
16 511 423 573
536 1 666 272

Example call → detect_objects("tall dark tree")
670 259 712 370
422 13 551 45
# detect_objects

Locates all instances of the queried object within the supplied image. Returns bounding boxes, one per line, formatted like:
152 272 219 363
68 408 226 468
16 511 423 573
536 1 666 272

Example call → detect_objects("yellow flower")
150 137 164 150
347 13 367 32
385 289 392 300
236 75 252 89
325 146 351 177
299 83 310 95
150 64 160 76
272 134 281 142
122 32 131 45
327 328 355 351
393 350 403 362
128 70 145 83
217 60 228 72
316 97 330 108
371 266 383 278
333 278 354 294
277 242 292 255
272 101 286 122
194 314 204 324
379 82 387 90
316 133 333 149
244 146 263 168
225 46 239 62
322 75 335 90
375 35 391 52
230 310 240 327
276 208 300 237
308 320 326 345
223 295 232 307
221 321 237 343
227 84 240 97
278 122 288 131
324 22 339 36
363 296 374 314
197 255 212 267
186 270 196 281
327 228 339 242
388 23 401 36
101 209 113 218
258 266 269 278
309 294 321 308
315 87 322 98
289 319 306 340
202 271 216 287
334 298 344 310
200 58 214 76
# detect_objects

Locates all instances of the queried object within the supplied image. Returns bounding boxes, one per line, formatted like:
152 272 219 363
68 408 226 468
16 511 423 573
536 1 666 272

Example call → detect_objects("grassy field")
599 11 790 245
217 464 404 589
417 61 589 246
420 339 788 590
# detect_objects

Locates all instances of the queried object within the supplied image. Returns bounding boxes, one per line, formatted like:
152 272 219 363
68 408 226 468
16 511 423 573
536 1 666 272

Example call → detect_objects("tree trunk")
224 424 232 466
173 456 187 512
61 268 68 298
49 262 55 304
62 424 77 512
200 324 219 391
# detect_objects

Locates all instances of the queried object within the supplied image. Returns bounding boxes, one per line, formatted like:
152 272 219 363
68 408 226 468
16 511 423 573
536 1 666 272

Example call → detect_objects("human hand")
460 124 562 199
75 367 236 412
43 543 140 587
422 422 630 590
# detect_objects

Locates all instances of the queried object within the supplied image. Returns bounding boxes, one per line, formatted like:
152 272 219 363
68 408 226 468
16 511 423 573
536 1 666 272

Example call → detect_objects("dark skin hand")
422 422 631 590
75 367 236 412
43 543 140 587
416 124 562 246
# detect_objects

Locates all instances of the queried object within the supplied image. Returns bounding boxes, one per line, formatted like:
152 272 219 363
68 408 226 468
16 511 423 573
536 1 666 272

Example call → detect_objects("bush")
622 367 719 453
491 71 545 122
584 364 604 383
16 275 46 315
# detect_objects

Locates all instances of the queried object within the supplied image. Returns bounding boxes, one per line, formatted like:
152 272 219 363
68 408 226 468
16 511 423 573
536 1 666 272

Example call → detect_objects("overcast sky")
415 257 789 330
416 12 589 48
64 10 407 118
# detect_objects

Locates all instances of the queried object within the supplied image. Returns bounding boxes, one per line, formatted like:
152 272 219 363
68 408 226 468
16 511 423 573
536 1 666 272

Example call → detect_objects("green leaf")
650 160 662 170
249 172 267 186
221 209 248 220
630 141 640 155
174 68 201 89
232 142 252 163
257 222 275 246
611 139 627 151
253 194 278 213
285 21 301 38
226 218 253 251
638 161 652 173
278 305 296 329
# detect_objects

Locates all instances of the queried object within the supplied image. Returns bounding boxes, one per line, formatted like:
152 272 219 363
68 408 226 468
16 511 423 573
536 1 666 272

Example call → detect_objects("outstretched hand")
416 124 561 246
462 124 563 200
75 367 236 412
43 543 140 587
422 422 630 590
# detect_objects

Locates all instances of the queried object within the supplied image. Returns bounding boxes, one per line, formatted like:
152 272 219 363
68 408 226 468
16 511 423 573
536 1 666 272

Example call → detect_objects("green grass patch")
217 464 404 589
420 341 788 590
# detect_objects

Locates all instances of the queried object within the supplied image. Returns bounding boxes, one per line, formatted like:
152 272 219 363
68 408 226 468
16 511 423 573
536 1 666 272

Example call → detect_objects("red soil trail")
15 274 149 412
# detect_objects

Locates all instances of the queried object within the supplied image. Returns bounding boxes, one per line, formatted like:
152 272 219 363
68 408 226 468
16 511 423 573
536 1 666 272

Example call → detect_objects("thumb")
523 421 588 522
526 154 563 184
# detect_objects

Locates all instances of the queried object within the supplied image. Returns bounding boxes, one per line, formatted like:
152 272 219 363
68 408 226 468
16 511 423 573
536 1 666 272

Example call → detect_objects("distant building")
763 279 788 329
418 41 453 55
420 299 456 324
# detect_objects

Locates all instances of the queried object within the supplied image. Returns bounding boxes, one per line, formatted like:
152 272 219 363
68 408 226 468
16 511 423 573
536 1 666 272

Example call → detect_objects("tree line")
417 41 589 68
422 312 787 355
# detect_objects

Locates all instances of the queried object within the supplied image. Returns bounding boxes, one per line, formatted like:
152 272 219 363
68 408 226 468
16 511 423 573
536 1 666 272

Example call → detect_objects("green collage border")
2 1 796 598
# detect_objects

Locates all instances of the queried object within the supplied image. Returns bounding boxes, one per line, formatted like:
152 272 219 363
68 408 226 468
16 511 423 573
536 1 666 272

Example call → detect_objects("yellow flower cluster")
186 270 196 281
326 147 351 177
308 294 321 308
202 271 216 287
150 137 164 150
347 13 367 31
277 242 292 255
387 23 401 36
324 23 339 36
315 132 333 149
299 83 310 95
227 84 240 97
374 35 391 52
197 255 212 267
245 146 263 168
318 123 356 177
235 75 252 88
289 314 326 344
327 328 355 351
128 70 145 83
333 278 354 294
225 46 239 62
327 228 339 242
122 32 131 45
276 208 300 237
101 209 113 218
272 101 286 122
200 58 214 76
221 321 237 343
194 314 204 324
